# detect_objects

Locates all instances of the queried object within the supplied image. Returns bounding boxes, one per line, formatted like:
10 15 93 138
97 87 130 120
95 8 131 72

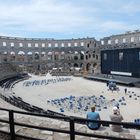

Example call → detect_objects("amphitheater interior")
0 63 139 140
0 31 140 139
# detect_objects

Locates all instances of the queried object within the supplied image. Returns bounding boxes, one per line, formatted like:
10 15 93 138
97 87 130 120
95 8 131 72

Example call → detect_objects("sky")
0 0 140 40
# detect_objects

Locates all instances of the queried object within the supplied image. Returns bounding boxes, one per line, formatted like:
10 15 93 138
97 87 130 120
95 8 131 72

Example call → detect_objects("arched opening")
80 63 83 68
54 52 59 60
80 53 84 60
86 51 89 60
27 52 33 62
10 52 16 61
2 52 8 62
93 62 97 67
96 55 98 60
74 56 78 60
87 43 90 48
68 63 71 67
41 52 46 57
95 43 96 47
89 54 91 58
74 63 78 67
41 52 46 60
86 63 91 71
17 51 25 62
34 52 39 60
60 52 65 60
93 53 95 58
48 52 52 60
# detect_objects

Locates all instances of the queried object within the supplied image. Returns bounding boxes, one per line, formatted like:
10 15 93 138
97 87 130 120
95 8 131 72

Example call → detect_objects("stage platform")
84 74 140 87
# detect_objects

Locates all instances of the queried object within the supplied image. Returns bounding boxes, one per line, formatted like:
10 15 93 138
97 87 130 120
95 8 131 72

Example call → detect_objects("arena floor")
12 73 140 122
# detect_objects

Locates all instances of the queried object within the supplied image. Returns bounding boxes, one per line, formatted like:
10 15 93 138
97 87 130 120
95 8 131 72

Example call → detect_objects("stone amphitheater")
0 31 140 139
0 63 140 140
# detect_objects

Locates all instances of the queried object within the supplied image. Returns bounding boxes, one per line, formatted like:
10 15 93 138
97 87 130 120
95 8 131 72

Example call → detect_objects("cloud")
0 0 140 38
100 20 140 32
0 0 97 32
101 21 126 31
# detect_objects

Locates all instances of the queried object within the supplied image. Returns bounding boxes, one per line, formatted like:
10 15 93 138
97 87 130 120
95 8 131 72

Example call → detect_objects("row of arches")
1 51 85 55
1 52 85 62
0 49 99 73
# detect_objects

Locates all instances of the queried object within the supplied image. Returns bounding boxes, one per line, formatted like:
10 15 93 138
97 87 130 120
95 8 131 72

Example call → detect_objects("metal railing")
0 108 140 140
0 75 140 140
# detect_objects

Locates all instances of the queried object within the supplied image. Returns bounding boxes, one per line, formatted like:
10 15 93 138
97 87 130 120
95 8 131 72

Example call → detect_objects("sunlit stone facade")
0 36 100 73
0 30 140 74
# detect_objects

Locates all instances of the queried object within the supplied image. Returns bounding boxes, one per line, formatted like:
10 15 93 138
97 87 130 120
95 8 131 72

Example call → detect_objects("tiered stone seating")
0 63 139 139
0 111 139 140
0 63 19 80
53 132 69 140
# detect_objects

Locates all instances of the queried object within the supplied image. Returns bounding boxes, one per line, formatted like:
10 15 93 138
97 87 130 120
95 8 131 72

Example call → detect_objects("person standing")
110 106 123 132
124 88 127 94
87 106 101 130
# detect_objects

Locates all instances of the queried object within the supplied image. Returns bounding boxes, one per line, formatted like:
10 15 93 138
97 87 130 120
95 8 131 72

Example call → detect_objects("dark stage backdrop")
101 48 140 78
